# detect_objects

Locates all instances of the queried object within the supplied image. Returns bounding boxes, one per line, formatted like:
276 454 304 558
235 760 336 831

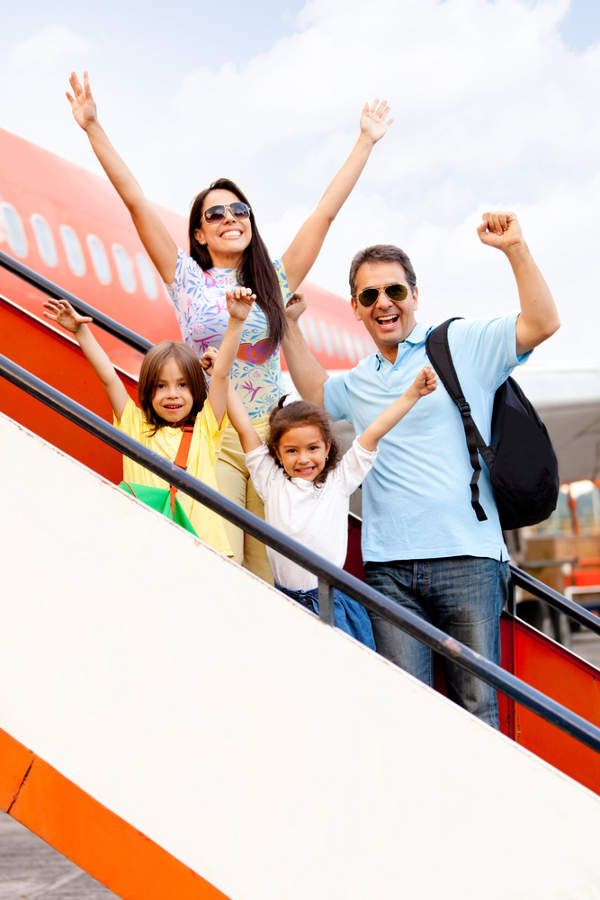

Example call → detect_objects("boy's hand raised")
226 286 255 322
43 298 92 334
66 71 97 132
360 98 394 144
285 292 307 321
410 366 437 399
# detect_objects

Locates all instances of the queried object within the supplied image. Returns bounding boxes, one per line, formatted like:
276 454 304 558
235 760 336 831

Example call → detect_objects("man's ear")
351 297 361 321
411 286 419 310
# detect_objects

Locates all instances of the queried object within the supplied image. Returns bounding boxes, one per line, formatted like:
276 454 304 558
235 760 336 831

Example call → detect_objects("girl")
43 287 255 555
203 340 437 647
65 71 393 578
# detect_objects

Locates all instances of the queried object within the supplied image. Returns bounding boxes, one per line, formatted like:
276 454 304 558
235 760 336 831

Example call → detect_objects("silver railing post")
318 577 335 626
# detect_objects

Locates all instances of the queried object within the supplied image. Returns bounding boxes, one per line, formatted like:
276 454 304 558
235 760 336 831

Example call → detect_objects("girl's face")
194 188 252 267
151 357 194 426
275 424 331 482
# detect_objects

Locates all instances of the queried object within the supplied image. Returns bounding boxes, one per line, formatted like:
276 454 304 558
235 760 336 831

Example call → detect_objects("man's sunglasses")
356 283 409 307
203 202 251 224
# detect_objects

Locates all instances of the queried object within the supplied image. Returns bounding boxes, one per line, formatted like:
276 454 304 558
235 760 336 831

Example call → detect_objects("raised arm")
477 211 560 355
200 347 262 452
206 288 255 424
280 293 328 406
358 367 437 453
281 99 393 292
66 71 178 284
43 299 129 418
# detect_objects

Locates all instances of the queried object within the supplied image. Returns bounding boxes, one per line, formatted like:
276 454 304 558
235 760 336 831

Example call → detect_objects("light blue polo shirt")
324 315 531 563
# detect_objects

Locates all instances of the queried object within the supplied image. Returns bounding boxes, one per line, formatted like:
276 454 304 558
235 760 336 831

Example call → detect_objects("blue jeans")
275 583 375 650
364 556 509 728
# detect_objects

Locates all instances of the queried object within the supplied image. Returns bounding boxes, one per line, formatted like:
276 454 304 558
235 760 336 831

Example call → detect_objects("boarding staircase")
1 249 600 900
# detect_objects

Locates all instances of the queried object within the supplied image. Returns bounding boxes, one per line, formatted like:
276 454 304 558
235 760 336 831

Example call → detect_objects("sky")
2 0 600 363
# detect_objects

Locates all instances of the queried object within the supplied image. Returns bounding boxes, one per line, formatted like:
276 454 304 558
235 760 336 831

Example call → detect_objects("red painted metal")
0 296 138 482
0 127 369 378
344 519 600 794
511 620 600 793
1 123 598 797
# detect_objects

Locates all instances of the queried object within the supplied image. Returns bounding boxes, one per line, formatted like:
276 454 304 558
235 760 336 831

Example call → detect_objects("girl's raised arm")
200 347 261 452
43 299 129 419
66 71 178 284
358 367 437 453
281 99 393 293
205 288 256 425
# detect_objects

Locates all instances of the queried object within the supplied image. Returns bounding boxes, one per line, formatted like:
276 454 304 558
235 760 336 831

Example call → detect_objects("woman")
66 71 393 579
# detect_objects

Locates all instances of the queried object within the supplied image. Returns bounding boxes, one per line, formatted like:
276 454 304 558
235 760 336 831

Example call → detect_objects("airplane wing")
514 364 600 484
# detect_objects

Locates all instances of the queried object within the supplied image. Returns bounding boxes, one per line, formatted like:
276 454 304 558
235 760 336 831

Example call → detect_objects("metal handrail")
2 350 600 754
510 564 600 635
2 248 599 632
0 248 152 354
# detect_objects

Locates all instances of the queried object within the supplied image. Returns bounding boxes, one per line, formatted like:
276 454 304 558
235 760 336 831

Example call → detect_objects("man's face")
351 260 419 360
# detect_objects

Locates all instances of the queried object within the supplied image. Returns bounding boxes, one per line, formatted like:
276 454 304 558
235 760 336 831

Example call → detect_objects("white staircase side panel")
1 411 600 900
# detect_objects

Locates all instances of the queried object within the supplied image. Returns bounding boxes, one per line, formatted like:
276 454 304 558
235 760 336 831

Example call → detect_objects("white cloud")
2 0 600 364
9 25 88 68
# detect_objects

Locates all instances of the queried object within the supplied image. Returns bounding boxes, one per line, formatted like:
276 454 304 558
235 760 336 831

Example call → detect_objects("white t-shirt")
245 438 377 590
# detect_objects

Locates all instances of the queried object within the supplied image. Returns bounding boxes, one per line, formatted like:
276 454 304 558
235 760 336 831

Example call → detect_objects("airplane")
2 127 600 898
1 125 599 490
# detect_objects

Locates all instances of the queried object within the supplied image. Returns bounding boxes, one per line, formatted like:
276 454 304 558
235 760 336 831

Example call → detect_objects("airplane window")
353 336 365 359
362 336 374 356
112 244 136 294
31 214 57 267
59 225 86 276
86 235 111 285
305 316 321 353
330 326 346 360
136 253 158 300
1 203 28 258
318 321 334 357
342 331 357 363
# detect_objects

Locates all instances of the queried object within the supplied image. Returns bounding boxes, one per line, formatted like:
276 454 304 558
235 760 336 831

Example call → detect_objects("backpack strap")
425 318 489 523
170 425 195 517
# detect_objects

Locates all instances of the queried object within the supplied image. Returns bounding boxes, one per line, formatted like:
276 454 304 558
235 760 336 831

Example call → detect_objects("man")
281 212 560 727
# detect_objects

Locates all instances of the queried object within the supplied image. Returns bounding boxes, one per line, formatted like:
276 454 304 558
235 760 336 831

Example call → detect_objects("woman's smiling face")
194 188 253 267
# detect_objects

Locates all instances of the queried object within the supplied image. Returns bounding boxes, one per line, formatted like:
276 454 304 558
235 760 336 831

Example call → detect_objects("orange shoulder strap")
170 425 195 517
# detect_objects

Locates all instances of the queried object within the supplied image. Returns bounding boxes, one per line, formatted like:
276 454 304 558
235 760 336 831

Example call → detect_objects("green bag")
120 482 198 536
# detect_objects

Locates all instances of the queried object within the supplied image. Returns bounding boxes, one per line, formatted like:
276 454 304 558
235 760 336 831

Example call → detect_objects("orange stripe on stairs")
0 729 229 900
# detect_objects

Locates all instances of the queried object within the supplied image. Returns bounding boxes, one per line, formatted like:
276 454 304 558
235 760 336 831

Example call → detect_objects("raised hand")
360 98 394 144
477 212 523 252
200 346 218 376
410 366 437 398
226 286 256 322
66 71 97 131
284 292 307 322
43 298 92 334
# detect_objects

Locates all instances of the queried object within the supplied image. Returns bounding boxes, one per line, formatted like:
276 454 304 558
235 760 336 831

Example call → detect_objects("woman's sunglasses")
203 202 251 224
356 283 409 307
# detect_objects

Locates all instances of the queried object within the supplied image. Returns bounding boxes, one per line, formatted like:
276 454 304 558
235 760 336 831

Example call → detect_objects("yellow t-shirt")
115 397 232 556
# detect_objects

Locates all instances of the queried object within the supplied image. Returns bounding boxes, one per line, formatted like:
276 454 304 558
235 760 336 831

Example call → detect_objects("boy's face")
152 357 194 425
351 260 419 361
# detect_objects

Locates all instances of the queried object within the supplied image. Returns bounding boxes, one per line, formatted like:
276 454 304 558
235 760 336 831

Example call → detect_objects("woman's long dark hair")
188 178 286 351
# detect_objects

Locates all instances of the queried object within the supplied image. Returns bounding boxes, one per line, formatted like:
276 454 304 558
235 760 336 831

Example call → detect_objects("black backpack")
425 317 559 531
